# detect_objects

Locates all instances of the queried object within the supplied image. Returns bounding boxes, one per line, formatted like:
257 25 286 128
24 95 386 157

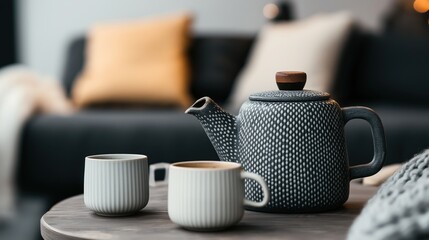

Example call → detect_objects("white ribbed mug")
84 154 149 216
167 161 270 231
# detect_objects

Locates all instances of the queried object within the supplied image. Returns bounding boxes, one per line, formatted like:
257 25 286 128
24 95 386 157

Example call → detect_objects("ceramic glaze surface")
239 99 349 211
167 161 270 230
84 154 149 216
249 89 330 102
168 167 244 230
186 71 386 213
187 98 238 163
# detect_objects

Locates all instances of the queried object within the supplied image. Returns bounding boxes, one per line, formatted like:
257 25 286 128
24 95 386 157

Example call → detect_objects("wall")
17 0 394 79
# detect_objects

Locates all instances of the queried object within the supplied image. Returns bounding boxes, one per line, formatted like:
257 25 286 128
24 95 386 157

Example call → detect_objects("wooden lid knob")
276 71 307 90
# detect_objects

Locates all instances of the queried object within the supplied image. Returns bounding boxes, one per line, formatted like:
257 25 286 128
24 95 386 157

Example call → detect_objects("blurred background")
0 0 428 239
17 0 394 78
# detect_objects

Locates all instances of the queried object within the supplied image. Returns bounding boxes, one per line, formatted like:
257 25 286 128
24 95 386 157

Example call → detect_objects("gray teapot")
186 71 385 213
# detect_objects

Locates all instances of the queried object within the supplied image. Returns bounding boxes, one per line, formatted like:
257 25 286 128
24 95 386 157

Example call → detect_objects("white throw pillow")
227 11 354 112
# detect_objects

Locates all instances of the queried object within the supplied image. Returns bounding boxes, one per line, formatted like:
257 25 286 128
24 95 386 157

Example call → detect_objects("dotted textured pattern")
192 99 238 163
249 90 330 102
348 150 429 240
238 99 349 211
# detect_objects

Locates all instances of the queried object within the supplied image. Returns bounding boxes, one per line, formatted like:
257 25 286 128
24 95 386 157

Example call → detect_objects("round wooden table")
41 183 377 240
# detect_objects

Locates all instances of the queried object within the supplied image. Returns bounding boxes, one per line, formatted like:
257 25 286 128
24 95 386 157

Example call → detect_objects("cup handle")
149 163 170 187
241 171 270 208
342 107 386 179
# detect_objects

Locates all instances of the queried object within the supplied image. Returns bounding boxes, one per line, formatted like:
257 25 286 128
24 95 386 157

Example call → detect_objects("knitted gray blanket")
348 150 429 240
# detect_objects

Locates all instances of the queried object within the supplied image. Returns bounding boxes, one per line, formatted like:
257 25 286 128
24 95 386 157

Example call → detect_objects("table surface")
41 182 377 240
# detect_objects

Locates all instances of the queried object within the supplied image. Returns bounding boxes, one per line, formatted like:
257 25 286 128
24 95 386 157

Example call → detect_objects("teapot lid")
249 71 330 102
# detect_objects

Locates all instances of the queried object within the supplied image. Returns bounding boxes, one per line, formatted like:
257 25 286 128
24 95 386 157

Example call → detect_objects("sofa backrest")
62 30 429 106
330 26 429 106
350 32 429 105
61 35 254 104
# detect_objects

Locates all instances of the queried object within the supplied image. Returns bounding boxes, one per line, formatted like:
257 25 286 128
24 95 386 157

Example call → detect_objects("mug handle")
149 163 170 187
342 107 386 180
241 171 270 208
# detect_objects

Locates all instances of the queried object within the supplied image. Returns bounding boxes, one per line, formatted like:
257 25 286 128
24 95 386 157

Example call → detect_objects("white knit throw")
348 149 429 240
0 65 73 220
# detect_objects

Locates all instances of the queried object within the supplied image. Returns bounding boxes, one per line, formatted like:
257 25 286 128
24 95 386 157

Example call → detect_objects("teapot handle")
342 107 386 180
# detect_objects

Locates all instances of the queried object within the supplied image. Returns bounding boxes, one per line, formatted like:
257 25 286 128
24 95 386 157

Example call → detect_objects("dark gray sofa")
17 29 429 207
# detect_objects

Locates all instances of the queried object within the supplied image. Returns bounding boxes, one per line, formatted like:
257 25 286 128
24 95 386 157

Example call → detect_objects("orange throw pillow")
72 13 193 108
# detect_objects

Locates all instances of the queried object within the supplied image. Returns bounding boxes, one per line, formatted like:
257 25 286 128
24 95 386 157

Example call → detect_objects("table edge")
40 183 377 240
41 213 84 240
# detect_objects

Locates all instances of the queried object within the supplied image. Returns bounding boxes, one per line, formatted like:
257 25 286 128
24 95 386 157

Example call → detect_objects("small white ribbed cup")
168 161 270 231
84 154 149 216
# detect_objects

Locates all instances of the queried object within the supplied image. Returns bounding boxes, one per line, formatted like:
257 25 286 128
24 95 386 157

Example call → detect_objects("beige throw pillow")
72 13 193 108
228 12 354 112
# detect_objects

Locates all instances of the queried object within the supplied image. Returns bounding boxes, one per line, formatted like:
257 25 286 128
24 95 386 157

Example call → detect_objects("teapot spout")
185 97 238 163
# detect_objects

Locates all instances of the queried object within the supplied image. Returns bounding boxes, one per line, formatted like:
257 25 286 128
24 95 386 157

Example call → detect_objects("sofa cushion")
330 26 366 105
352 33 429 104
72 13 193 108
227 11 354 112
189 36 253 103
62 35 254 104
